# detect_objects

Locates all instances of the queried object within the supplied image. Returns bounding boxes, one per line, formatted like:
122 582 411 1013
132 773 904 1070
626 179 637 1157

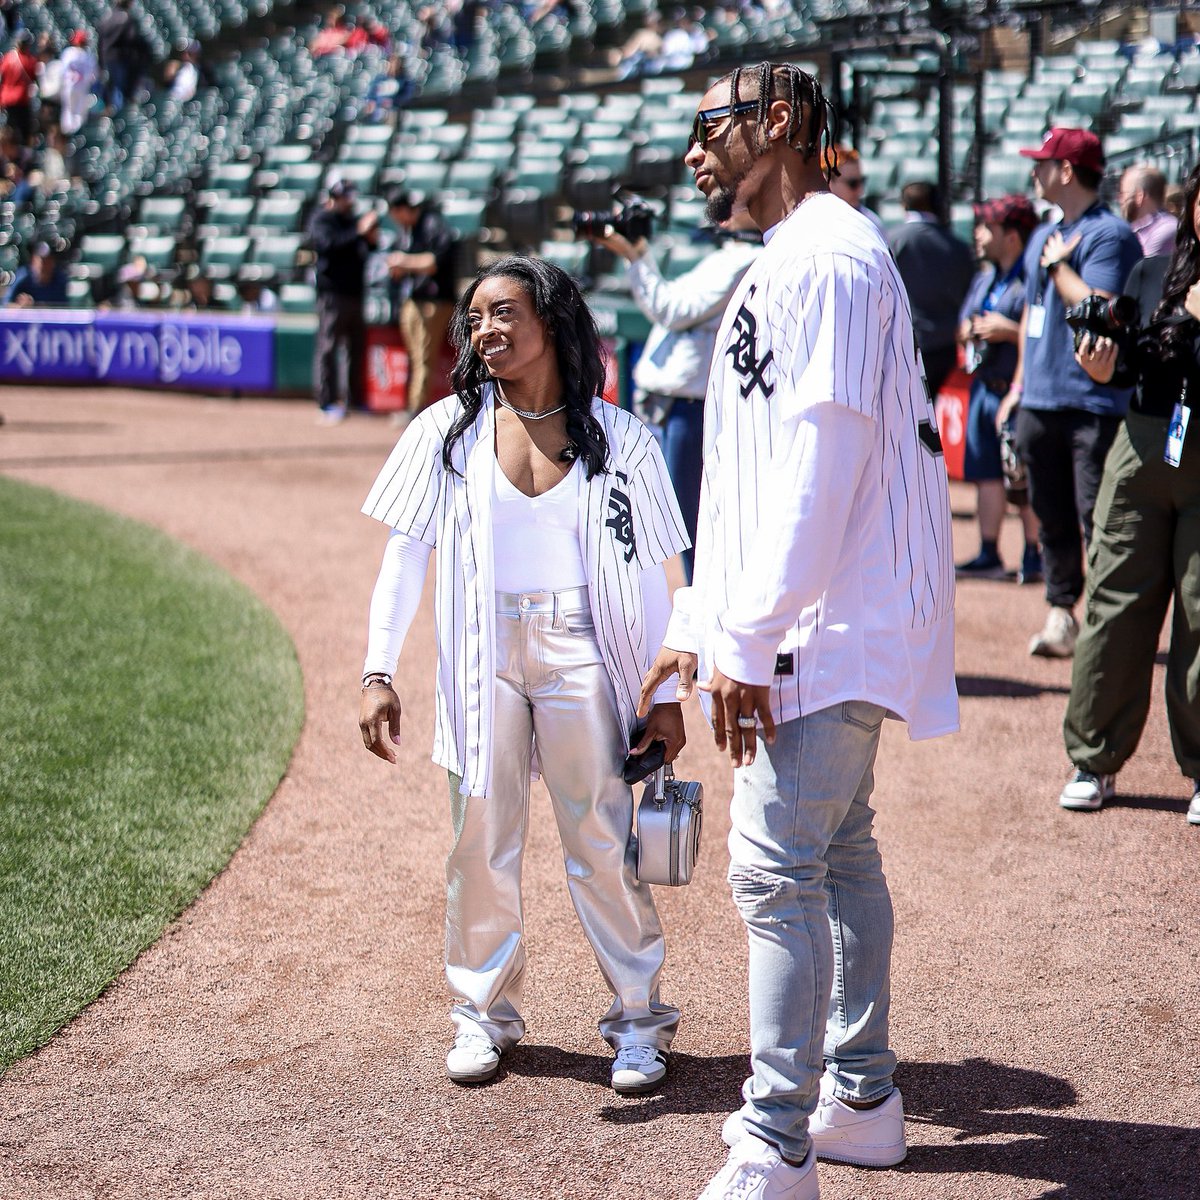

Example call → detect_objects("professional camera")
572 190 655 242
1064 293 1139 351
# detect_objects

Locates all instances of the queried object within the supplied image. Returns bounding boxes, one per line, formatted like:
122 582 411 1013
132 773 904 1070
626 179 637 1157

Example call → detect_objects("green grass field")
0 475 304 1071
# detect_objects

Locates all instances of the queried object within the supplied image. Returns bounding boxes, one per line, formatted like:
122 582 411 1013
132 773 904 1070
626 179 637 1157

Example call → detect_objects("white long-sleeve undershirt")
363 527 679 708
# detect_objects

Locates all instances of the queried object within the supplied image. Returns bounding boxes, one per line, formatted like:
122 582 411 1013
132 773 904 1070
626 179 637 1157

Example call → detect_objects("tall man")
997 128 1142 658
309 178 379 423
383 188 458 422
640 62 958 1200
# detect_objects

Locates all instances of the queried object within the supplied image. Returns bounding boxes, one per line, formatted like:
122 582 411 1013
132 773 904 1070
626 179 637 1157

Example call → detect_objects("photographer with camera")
585 199 760 581
1056 163 1200 819
996 129 1143 658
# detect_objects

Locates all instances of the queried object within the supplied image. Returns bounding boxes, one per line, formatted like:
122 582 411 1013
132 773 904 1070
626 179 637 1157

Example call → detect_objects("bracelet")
1046 258 1064 273
362 673 393 690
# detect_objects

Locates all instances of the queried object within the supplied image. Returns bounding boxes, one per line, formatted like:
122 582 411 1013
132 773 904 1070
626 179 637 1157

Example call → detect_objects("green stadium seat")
279 282 317 312
137 196 187 233
77 234 126 276
128 235 177 272
538 240 588 280
208 163 256 194
253 233 304 278
440 196 488 239
200 235 252 280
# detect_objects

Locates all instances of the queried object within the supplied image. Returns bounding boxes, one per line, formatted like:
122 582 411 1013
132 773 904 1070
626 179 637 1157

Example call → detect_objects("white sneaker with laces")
697 1138 819 1200
1059 769 1116 812
722 1075 906 1167
1029 606 1078 658
1188 780 1200 826
611 1044 668 1095
446 1033 500 1084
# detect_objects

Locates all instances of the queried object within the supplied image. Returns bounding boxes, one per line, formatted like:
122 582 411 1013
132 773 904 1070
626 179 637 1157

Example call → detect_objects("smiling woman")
0 475 303 1070
357 255 692 1099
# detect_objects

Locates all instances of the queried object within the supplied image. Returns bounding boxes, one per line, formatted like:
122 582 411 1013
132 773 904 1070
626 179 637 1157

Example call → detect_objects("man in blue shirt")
996 129 1142 658
4 242 68 307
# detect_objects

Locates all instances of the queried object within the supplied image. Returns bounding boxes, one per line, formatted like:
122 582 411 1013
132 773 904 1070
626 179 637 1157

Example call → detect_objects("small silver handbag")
635 763 704 886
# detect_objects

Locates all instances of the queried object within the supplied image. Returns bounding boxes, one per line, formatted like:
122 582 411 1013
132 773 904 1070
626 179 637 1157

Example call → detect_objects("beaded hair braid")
725 61 839 171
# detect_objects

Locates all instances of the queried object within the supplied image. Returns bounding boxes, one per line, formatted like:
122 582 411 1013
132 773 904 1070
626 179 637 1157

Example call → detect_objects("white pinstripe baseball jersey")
667 193 959 740
362 386 690 796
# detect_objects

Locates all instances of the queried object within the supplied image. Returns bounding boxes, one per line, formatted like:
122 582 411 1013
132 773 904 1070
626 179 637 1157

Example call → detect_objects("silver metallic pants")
445 585 680 1051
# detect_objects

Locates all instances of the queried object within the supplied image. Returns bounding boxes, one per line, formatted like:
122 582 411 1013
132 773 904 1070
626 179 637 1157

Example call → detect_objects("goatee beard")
705 185 737 225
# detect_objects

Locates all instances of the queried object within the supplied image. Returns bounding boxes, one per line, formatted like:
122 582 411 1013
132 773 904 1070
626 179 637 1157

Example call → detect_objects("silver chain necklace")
495 393 566 421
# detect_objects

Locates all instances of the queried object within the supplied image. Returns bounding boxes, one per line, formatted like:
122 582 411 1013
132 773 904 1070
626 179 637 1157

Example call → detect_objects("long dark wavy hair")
715 61 839 170
1152 161 1200 356
441 256 610 478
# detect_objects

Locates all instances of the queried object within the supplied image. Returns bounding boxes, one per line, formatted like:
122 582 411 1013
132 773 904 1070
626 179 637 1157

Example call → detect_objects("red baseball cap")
70 29 89 47
1019 127 1105 174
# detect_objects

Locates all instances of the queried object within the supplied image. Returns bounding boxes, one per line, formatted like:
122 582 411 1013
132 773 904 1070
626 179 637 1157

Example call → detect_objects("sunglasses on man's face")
843 176 867 190
687 100 759 152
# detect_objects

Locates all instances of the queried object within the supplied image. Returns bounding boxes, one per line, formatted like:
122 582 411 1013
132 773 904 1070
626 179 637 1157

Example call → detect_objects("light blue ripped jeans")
728 700 896 1164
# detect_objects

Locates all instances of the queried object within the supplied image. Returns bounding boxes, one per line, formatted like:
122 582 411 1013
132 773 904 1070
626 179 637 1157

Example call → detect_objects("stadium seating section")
5 3 1200 307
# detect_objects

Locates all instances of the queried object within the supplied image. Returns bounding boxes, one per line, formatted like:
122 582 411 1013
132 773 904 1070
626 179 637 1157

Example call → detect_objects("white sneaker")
809 1086 907 1167
698 1138 819 1200
611 1044 668 1095
1188 780 1200 826
1059 769 1116 812
316 404 347 425
723 1077 906 1168
1029 606 1078 658
446 1033 500 1084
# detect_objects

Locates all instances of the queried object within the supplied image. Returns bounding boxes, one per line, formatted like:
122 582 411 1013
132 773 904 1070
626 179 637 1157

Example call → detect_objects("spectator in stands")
4 242 68 307
98 0 148 114
348 17 391 55
34 33 63 136
824 143 884 230
238 271 279 313
995 127 1143 659
589 208 760 581
1056 161 1200 819
657 9 697 73
383 187 458 423
58 30 97 136
888 181 976 398
362 51 414 122
1118 164 1177 258
176 266 224 310
956 195 1043 583
30 125 70 198
0 30 37 145
311 7 353 58
611 12 665 80
0 124 32 205
164 41 204 104
310 178 379 423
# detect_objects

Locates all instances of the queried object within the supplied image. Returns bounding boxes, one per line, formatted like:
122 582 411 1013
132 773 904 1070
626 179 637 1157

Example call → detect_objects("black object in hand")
623 737 666 785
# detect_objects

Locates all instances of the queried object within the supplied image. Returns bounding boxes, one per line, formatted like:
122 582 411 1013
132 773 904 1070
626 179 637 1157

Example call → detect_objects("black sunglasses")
688 100 759 152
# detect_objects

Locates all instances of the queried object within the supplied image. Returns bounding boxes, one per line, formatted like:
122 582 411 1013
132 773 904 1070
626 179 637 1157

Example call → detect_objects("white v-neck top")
492 457 588 591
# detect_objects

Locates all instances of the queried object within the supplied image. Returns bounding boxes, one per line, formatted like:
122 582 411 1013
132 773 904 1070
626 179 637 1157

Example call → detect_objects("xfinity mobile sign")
0 311 274 390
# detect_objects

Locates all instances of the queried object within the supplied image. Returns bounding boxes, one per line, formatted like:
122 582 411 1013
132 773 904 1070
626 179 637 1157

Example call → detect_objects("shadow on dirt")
956 674 1071 699
903 1058 1195 1199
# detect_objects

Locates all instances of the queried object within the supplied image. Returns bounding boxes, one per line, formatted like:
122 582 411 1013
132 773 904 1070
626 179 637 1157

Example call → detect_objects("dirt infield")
0 386 1197 1200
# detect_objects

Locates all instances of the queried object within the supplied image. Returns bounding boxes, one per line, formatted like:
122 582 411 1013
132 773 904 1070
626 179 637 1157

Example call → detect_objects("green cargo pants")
1063 411 1200 779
